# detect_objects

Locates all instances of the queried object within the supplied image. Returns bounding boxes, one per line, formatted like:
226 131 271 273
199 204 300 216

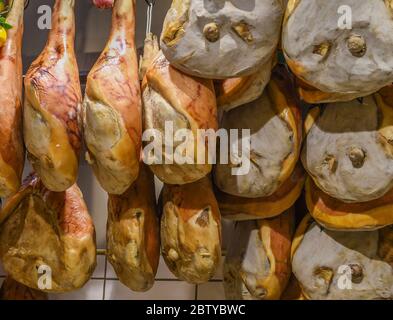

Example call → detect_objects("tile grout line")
102 255 108 300
194 284 198 300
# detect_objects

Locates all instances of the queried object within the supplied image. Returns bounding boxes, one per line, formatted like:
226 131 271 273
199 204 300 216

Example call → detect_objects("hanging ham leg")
0 0 25 198
0 174 97 292
23 0 82 192
107 164 160 292
83 0 142 195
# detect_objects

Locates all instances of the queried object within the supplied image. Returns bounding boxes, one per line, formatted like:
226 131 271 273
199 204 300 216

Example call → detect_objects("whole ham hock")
0 174 96 292
0 0 25 198
292 214 393 300
214 65 302 199
282 0 393 101
23 0 82 192
107 164 160 292
302 91 393 204
142 39 218 185
160 0 286 79
224 210 294 300
160 177 221 284
83 0 142 195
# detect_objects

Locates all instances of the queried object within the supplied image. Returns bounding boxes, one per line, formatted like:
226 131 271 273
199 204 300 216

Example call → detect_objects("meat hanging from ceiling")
0 174 97 293
107 164 160 292
23 0 82 192
160 0 286 79
83 0 142 195
141 36 218 185
0 0 25 198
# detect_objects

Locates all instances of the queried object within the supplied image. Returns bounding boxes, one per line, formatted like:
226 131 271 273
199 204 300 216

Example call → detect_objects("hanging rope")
144 0 156 36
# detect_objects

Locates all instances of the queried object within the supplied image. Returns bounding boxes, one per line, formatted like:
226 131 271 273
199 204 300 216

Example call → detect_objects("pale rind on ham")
224 211 293 300
161 0 286 79
302 94 393 203
283 0 393 96
0 175 96 292
292 215 393 300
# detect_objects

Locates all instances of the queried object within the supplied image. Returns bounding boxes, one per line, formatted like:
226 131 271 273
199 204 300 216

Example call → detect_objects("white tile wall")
77 161 108 249
104 258 117 280
49 280 105 300
155 256 176 280
105 280 196 300
92 255 106 279
197 282 226 300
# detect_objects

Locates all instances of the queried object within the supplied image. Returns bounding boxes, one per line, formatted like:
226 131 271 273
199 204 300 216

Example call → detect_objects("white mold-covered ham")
224 210 293 300
160 0 286 79
302 93 393 203
214 66 302 198
292 215 393 300
282 0 393 98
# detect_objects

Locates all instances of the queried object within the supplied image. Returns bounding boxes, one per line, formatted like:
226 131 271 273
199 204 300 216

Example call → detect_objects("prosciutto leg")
83 0 142 195
0 0 25 197
0 174 97 292
23 0 82 192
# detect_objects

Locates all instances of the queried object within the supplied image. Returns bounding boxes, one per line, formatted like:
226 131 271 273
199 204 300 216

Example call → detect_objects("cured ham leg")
0 0 25 197
107 164 160 292
224 210 294 300
142 50 218 185
83 0 142 195
161 177 221 284
292 215 393 300
24 0 82 192
0 174 96 292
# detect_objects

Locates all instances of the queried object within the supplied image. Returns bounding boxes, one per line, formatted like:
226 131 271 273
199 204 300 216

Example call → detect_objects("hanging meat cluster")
282 0 393 299
0 0 391 300
0 0 96 295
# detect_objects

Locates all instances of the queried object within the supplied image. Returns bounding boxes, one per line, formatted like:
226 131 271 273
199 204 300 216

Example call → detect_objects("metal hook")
145 0 156 36
144 0 157 7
